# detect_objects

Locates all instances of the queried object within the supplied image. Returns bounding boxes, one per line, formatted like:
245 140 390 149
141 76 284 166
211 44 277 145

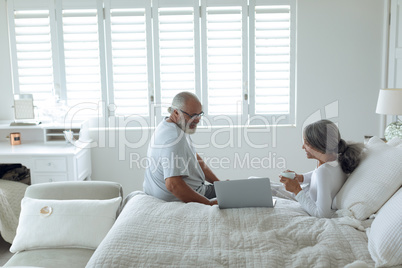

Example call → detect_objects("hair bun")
338 139 347 154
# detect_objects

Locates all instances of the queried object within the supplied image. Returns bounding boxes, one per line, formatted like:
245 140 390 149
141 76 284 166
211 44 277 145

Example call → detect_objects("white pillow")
367 187 402 267
10 196 122 253
333 136 402 220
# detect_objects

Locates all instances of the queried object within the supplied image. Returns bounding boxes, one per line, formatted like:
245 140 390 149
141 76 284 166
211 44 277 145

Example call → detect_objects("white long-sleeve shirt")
295 161 346 218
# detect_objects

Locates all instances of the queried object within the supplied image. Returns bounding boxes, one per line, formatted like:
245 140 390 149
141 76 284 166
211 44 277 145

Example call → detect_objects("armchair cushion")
10 196 121 253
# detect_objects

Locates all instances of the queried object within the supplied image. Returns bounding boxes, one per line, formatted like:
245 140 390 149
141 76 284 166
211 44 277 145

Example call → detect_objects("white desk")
0 141 91 184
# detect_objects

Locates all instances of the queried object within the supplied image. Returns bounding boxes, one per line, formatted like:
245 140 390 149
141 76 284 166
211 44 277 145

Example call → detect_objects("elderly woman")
280 119 363 218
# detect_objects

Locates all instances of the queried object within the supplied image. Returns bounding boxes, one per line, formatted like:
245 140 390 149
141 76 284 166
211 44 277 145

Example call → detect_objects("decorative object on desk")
10 94 41 126
376 88 402 141
39 96 68 124
63 130 75 144
10 132 21 145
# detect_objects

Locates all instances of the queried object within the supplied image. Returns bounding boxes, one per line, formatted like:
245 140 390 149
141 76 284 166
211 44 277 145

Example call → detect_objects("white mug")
280 172 296 179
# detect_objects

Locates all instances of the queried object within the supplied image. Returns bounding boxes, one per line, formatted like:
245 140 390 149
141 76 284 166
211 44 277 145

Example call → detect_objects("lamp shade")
375 88 402 115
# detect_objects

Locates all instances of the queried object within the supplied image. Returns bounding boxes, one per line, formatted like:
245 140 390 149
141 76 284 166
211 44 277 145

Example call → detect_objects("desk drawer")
33 158 67 172
33 173 67 184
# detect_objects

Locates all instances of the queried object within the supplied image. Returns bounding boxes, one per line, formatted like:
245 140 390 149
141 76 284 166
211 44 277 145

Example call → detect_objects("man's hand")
209 198 218 206
197 154 220 183
165 176 214 205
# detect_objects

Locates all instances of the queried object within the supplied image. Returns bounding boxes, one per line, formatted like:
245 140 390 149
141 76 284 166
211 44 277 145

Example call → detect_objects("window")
109 10 148 114
157 7 196 107
8 8 54 106
61 10 102 105
7 0 296 126
203 5 244 116
249 2 296 125
152 0 200 118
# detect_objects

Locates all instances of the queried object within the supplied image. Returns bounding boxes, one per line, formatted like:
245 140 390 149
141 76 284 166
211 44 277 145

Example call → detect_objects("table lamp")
375 88 402 141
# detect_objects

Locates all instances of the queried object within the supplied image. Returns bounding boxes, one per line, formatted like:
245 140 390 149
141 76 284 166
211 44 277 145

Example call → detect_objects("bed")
86 191 376 267
4 136 402 268
86 136 402 268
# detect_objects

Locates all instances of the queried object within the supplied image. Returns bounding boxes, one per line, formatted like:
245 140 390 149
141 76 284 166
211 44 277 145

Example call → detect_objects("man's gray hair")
167 91 200 114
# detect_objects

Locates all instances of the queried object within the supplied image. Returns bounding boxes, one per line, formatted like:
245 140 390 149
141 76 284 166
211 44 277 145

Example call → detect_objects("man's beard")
178 119 197 134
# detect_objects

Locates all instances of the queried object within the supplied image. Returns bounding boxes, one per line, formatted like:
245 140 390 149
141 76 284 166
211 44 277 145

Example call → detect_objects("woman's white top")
295 161 346 218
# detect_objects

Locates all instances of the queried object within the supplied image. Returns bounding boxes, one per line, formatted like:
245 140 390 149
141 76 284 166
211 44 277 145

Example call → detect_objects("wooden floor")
0 236 13 266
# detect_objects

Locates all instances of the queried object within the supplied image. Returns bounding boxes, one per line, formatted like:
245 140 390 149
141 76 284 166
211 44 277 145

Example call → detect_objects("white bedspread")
0 180 27 243
86 192 375 268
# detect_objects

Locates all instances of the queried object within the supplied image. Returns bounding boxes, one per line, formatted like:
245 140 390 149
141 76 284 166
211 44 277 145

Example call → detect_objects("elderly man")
143 91 220 205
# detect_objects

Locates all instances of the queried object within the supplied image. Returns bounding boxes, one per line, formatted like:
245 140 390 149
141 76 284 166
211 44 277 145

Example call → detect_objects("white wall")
0 0 386 196
0 0 14 120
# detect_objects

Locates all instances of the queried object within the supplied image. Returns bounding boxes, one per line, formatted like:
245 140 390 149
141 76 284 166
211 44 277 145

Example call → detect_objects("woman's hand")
279 176 302 195
295 173 304 183
283 169 304 183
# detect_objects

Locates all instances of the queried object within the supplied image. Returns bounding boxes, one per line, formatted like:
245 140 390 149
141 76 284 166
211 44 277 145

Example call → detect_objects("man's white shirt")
143 118 206 201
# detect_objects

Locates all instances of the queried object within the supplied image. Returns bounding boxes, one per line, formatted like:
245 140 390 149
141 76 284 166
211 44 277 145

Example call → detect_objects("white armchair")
4 181 123 268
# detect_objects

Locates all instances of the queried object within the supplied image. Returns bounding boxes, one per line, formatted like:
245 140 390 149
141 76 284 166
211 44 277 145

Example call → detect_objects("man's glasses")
180 109 204 119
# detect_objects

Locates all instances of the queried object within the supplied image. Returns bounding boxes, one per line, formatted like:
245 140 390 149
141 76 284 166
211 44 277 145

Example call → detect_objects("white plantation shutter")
107 8 149 116
54 0 106 121
6 0 296 126
7 2 55 107
60 9 102 112
158 8 196 105
203 5 244 116
254 6 290 114
249 0 295 123
153 0 200 119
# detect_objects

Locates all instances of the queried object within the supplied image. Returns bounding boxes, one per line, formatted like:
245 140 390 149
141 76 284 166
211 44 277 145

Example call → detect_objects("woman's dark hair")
303 119 363 174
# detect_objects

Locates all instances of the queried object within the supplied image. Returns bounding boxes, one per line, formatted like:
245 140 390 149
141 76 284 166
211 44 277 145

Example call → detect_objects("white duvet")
86 191 374 268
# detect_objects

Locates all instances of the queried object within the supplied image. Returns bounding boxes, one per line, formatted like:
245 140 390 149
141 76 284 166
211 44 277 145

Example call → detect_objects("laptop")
214 178 276 209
